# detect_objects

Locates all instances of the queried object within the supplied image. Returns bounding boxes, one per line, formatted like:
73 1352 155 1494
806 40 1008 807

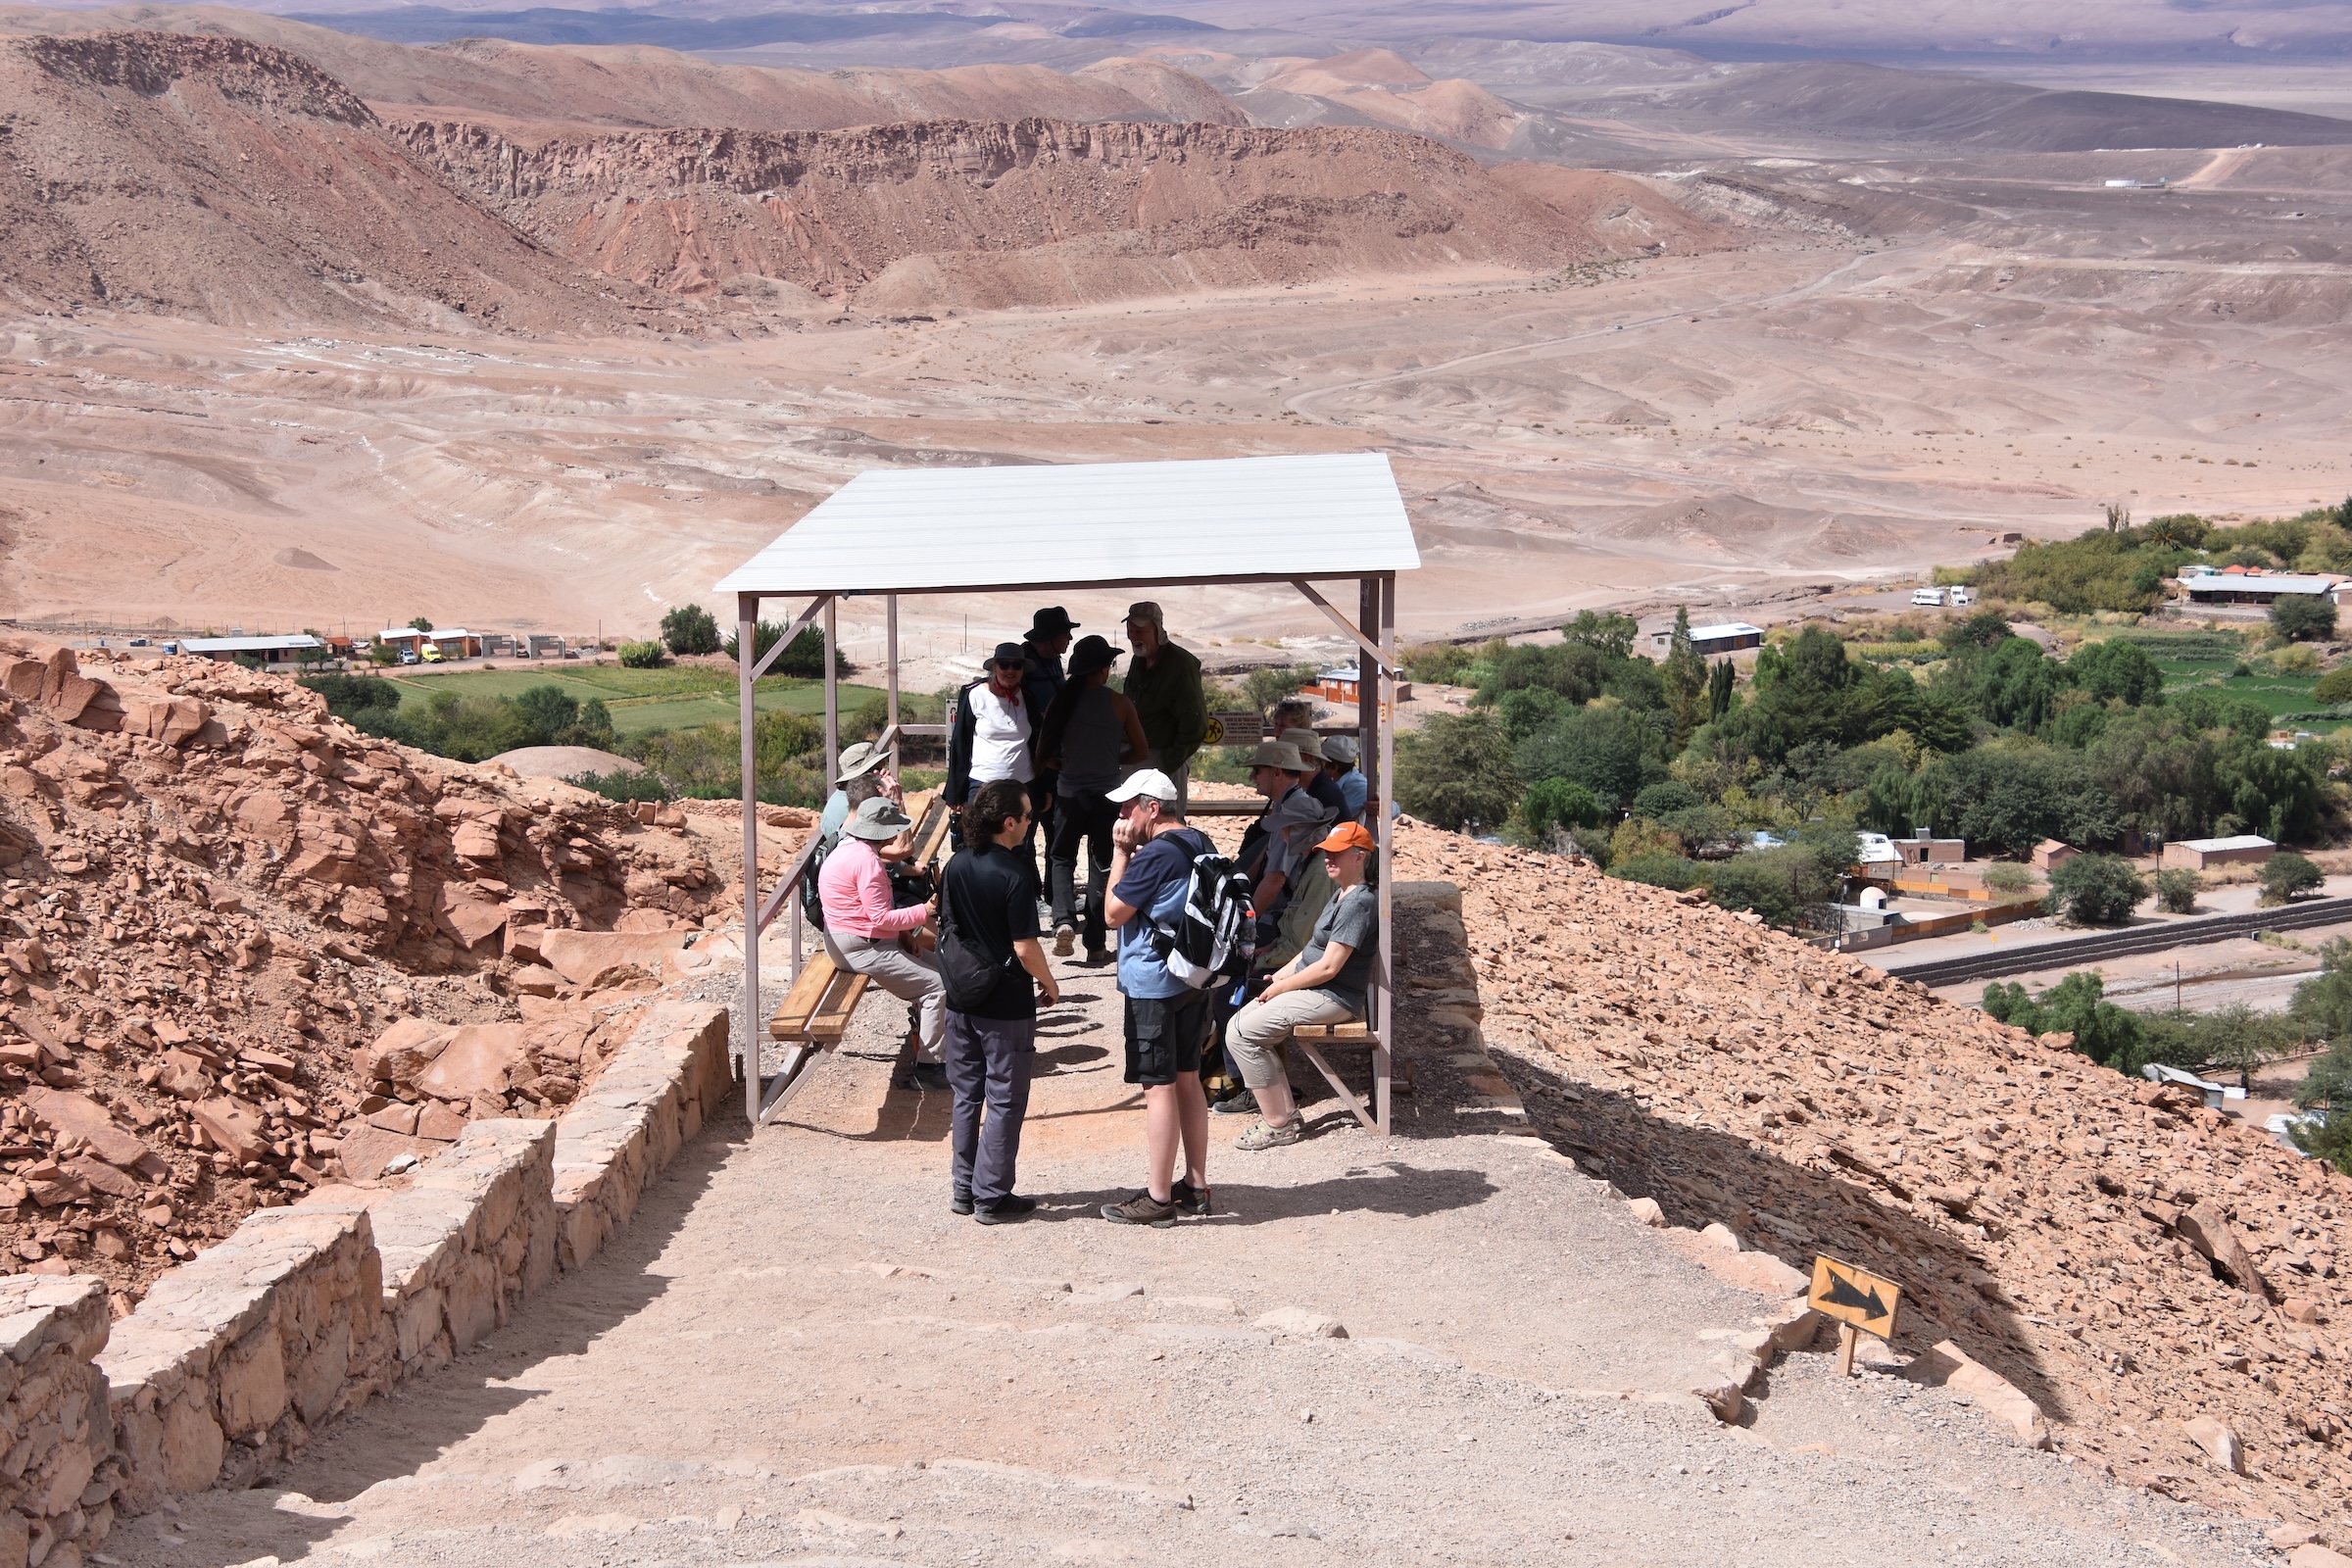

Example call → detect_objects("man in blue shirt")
1098 767 1213 1227
1321 734 1369 821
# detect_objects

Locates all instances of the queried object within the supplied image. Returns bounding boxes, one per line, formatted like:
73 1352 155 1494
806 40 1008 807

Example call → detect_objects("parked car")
399 650 420 665
1910 587 1946 607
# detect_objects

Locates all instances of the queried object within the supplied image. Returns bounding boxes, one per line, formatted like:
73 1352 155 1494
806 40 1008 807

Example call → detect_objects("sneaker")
951 1193 974 1216
1101 1190 1179 1228
1171 1179 1212 1217
1053 923 1076 957
974 1194 1037 1225
1236 1117 1304 1152
1211 1088 1258 1116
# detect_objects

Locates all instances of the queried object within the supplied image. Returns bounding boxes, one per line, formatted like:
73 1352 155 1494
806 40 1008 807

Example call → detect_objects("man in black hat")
1020 608 1077 875
1036 633 1149 964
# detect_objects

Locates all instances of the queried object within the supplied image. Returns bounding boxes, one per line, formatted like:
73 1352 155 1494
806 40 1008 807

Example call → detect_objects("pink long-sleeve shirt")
816 836 927 939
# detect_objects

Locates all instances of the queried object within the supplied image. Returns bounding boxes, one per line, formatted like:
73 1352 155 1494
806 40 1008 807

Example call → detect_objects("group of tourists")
809 602 1379 1227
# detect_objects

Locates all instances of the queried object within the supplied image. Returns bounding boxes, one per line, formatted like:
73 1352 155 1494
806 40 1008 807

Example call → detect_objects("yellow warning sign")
1809 1255 1901 1339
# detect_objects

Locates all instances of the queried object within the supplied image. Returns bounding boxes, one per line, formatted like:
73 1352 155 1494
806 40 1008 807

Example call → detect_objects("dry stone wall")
0 1276 112 1568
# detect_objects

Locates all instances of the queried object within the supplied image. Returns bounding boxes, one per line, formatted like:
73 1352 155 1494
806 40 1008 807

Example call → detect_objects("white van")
1910 586 1946 607
1947 586 1975 607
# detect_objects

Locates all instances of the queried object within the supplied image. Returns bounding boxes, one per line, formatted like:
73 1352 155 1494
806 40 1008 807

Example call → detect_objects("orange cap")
1317 821 1376 854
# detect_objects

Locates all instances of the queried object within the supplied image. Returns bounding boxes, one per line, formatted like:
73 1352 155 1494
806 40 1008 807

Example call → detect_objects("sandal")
1235 1117 1303 1152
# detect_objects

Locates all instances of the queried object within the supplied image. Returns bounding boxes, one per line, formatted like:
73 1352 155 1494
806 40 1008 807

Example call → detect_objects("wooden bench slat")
808 970 869 1038
1293 1021 1374 1041
769 954 843 1037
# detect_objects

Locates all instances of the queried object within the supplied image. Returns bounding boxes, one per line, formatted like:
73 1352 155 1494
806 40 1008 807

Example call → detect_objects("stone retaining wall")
5 997 734 1558
0 1277 113 1568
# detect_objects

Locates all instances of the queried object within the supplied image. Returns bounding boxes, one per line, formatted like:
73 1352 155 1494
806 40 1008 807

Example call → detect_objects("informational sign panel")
1809 1255 1901 1340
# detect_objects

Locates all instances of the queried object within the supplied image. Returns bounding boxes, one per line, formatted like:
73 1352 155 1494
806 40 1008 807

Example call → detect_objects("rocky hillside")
395 116 1670 309
0 30 659 329
1391 827 2351 1539
0 642 752 1306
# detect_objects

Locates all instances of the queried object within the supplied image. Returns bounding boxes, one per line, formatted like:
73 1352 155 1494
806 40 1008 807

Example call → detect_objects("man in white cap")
1097 766 1214 1227
817 796 948 1091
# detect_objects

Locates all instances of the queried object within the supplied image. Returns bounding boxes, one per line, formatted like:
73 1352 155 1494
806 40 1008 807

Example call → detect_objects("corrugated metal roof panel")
714 453 1419 597
180 635 323 653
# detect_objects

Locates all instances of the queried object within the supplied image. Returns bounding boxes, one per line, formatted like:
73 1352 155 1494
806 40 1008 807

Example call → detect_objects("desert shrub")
1982 971 2147 1070
299 673 402 714
1396 710 1520 831
1521 778 1604 837
2271 643 2321 673
1706 842 1844 930
617 639 667 669
2260 850 2325 904
2272 594 2337 642
1630 780 1702 819
1608 816 1684 863
1609 852 1704 892
1401 642 1474 685
1983 863 2035 896
661 603 721 657
564 768 671 803
2044 853 2147 924
2152 867 2200 913
2316 665 2352 705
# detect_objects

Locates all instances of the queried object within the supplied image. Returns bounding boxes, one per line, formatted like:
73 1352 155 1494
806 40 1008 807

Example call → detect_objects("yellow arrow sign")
1809 1255 1901 1339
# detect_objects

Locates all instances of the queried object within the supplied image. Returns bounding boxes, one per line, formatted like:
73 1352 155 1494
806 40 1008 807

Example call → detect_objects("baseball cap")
1106 767 1179 804
1321 735 1359 764
1317 821 1376 854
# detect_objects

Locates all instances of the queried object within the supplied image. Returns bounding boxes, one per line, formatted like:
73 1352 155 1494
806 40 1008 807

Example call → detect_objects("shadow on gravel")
1026 1161 1499 1227
259 1110 745 1520
1483 1049 2074 1428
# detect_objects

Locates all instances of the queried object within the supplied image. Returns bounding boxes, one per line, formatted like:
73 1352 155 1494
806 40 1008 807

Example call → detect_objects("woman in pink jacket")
818 796 948 1091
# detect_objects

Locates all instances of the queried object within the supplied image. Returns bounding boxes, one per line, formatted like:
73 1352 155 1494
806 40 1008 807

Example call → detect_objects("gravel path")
107 937 2284 1568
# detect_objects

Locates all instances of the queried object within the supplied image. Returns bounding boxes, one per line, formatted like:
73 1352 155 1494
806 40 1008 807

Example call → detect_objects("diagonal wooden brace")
750 595 832 681
1290 1036 1378 1131
1289 579 1398 676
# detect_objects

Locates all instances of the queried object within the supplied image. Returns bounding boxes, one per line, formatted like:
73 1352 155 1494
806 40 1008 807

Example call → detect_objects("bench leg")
1290 1038 1377 1131
758 1041 826 1125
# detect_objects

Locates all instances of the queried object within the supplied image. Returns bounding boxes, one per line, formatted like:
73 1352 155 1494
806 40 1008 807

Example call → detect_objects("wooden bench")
1284 1019 1384 1131
758 789 949 1125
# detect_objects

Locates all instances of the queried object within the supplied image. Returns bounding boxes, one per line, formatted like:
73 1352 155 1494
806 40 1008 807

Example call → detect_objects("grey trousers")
1226 989 1358 1090
945 1011 1036 1206
823 930 946 1062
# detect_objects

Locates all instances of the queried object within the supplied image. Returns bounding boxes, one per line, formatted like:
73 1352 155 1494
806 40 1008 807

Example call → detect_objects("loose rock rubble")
0 642 749 1305
1393 824 2351 1542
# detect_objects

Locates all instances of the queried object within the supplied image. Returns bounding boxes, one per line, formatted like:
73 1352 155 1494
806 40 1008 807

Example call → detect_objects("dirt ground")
100 928 2288 1568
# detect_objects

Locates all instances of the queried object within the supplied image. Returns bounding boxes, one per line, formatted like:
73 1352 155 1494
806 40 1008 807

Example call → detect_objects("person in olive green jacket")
1121 601 1206 811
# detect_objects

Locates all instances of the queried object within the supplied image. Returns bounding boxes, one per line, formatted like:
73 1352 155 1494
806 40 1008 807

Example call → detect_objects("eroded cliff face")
391 117 1624 307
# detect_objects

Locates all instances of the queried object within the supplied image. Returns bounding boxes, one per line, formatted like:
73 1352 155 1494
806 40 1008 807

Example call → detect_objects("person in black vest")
941 778 1060 1223
1021 608 1077 876
1037 634 1149 966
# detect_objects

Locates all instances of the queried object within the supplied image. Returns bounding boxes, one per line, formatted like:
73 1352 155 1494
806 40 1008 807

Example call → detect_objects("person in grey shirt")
1035 635 1148 963
1223 822 1379 1149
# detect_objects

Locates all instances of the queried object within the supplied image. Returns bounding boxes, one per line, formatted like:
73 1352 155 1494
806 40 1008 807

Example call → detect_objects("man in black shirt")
941 778 1061 1223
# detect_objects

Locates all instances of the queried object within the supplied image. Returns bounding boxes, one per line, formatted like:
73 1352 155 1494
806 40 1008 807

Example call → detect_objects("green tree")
1921 741 2121 858
2152 866 2200 913
1246 663 1321 716
2260 850 2324 904
660 604 722 657
2045 853 2147 924
1562 610 1638 661
408 615 433 634
2272 594 2337 642
1396 710 1521 831
1663 607 1707 748
1706 658 1736 721
577 698 614 739
1521 778 1603 839
2067 639 2164 706
2316 664 2352 706
1631 780 1702 819
1982 970 2148 1070
1515 705 1666 810
514 684 580 737
722 620 851 676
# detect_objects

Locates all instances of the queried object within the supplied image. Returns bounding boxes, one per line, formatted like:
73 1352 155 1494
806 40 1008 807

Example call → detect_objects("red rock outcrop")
1394 826 2351 1536
0 640 740 1305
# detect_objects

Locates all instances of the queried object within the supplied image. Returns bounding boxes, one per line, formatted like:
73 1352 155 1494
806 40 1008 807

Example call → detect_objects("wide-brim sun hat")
1067 634 1122 678
1278 727 1325 762
835 740 883 783
1247 741 1305 771
844 797 913 840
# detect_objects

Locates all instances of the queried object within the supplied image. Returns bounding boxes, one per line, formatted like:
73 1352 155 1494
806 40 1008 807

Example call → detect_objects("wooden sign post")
1808 1255 1902 1378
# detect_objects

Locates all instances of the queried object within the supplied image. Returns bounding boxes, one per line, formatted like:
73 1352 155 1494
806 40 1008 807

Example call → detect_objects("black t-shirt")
941 839 1042 1020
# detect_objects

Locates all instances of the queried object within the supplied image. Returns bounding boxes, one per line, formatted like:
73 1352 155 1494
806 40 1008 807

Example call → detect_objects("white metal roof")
1690 622 1763 640
2182 574 2339 595
2178 834 2276 853
714 453 1419 597
180 635 322 653
378 627 474 640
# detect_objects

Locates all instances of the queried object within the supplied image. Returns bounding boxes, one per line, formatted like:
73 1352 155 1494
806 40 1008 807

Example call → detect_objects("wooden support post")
737 590 761 1125
1374 571 1395 1135
1837 1323 1859 1379
885 592 901 779
823 598 840 805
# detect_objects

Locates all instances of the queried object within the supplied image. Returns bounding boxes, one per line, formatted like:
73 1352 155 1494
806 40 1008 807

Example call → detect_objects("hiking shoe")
1081 947 1110 967
1171 1179 1212 1218
974 1194 1037 1225
951 1193 974 1216
1211 1087 1258 1116
1053 923 1076 957
1101 1190 1179 1228
1236 1117 1304 1152
900 1062 949 1093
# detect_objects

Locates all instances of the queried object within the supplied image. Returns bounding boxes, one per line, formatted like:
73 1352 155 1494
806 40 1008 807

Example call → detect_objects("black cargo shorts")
1122 991 1208 1087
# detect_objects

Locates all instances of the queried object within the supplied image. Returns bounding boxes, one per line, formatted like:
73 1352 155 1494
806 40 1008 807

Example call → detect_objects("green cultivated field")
384 664 880 737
